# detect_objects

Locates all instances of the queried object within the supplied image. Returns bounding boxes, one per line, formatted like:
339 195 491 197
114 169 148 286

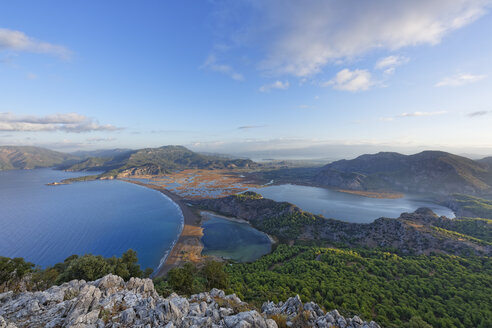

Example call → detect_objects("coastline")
122 179 204 277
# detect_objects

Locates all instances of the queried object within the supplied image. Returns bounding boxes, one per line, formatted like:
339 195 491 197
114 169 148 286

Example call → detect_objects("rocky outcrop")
261 295 380 328
0 274 378 328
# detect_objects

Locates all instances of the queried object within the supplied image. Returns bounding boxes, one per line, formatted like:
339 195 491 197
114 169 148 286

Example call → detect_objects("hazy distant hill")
70 148 133 159
478 156 492 168
315 151 492 195
0 146 79 170
67 145 258 176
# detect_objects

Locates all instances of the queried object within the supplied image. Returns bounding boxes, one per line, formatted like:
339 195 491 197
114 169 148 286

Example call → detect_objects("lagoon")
201 212 271 262
251 184 455 223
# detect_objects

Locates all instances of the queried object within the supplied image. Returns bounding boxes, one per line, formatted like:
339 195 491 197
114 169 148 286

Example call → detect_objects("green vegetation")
234 191 264 200
66 145 257 177
226 245 492 328
0 146 79 170
430 226 492 246
0 250 152 292
254 211 321 241
154 260 229 297
434 216 492 242
452 194 492 219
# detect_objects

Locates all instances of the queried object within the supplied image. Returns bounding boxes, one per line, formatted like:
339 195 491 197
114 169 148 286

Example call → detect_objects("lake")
250 184 455 223
0 169 183 271
201 212 272 262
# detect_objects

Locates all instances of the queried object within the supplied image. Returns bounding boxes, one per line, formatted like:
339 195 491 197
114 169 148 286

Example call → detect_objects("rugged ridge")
193 192 491 256
0 274 380 328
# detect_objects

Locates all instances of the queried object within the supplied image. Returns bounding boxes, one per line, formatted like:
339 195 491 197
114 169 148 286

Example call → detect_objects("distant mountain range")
4 146 492 197
64 145 258 177
0 146 79 170
315 150 492 195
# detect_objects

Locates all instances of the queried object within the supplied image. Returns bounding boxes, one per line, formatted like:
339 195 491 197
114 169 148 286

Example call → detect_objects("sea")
0 169 183 271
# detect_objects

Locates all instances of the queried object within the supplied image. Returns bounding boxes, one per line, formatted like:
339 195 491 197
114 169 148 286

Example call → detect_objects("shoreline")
122 179 204 277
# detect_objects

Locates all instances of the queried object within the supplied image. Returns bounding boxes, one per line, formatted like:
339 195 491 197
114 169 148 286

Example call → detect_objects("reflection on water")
250 184 455 223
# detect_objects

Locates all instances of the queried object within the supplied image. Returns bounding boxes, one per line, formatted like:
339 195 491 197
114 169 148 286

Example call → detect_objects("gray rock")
0 274 380 328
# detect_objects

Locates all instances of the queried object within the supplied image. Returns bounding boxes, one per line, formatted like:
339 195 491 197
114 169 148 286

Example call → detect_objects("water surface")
0 169 183 270
201 212 271 262
250 184 454 223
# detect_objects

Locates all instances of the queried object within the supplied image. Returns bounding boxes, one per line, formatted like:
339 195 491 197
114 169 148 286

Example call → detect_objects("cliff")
0 274 380 328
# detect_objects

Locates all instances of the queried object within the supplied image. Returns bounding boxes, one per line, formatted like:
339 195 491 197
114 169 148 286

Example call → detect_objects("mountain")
66 145 258 176
314 150 492 195
0 146 79 170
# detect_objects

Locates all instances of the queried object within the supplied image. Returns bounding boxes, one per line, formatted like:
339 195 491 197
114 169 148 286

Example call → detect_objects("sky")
1 0 492 160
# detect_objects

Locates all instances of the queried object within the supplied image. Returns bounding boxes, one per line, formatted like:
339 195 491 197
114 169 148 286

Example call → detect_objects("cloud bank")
0 113 119 132
216 0 491 77
435 73 487 87
0 28 71 59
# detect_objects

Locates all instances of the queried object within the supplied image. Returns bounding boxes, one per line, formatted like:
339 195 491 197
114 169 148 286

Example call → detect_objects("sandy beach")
122 180 205 277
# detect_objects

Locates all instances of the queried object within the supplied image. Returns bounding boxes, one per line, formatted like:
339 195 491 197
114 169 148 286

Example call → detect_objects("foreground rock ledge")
0 274 380 328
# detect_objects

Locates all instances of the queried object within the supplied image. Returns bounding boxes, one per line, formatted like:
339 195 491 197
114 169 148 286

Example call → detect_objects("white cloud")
324 69 373 92
0 112 120 132
216 1 491 77
0 28 71 59
375 55 409 74
202 54 244 81
380 111 447 121
435 73 487 87
259 80 289 92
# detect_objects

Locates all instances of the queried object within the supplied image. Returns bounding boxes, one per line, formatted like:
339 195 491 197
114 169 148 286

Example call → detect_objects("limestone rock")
0 274 380 328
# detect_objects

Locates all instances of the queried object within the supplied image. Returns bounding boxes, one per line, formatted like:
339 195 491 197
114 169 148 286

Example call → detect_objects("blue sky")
1 0 492 159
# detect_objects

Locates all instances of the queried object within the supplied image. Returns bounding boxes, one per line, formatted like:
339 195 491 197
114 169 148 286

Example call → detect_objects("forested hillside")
0 146 79 170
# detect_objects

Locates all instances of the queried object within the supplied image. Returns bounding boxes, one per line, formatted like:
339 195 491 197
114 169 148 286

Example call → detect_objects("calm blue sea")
0 169 183 271
250 184 455 223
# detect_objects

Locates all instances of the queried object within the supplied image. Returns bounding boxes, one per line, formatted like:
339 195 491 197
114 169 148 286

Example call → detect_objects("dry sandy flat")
128 169 260 199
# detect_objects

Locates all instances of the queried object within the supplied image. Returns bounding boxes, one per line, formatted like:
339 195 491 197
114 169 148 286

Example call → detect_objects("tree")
202 260 229 289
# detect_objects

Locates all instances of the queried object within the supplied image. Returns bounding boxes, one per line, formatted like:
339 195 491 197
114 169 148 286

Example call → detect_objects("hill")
314 151 492 195
66 145 258 177
0 146 79 170
478 156 492 168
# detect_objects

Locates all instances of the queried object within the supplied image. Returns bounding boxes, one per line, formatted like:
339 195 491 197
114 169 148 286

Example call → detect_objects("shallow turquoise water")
201 213 271 262
0 169 183 270
250 184 455 223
